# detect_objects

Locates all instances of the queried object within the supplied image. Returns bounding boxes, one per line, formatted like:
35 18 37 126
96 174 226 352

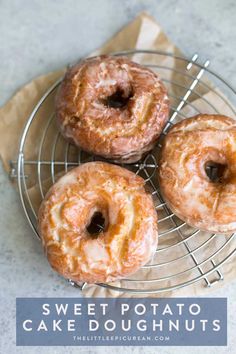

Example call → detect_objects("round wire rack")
13 50 236 294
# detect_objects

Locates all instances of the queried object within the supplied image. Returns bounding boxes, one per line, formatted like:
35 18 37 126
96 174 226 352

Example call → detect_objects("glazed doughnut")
56 55 169 163
158 114 236 233
38 162 158 283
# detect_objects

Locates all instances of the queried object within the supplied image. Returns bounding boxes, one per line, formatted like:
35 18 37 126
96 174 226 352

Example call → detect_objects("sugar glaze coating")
56 56 169 163
38 162 158 283
159 114 236 233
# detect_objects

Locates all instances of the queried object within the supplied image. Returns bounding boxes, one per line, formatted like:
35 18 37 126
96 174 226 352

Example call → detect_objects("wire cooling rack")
11 50 236 294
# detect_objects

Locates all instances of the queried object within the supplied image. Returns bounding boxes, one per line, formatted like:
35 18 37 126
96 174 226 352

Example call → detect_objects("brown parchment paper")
0 12 236 298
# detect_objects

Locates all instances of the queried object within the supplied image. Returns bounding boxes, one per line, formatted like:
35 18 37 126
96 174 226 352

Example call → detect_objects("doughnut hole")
205 160 228 183
101 88 134 109
61 200 109 238
86 211 107 237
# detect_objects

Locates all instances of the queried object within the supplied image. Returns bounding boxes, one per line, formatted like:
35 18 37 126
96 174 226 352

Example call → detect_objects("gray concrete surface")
0 1 236 354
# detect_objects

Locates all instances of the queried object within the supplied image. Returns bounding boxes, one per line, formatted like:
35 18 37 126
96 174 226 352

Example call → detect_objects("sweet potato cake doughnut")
56 55 169 163
38 162 158 283
158 114 236 233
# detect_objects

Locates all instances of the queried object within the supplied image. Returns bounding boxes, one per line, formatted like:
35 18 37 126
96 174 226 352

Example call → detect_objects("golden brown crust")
38 162 158 283
56 56 169 163
158 114 236 233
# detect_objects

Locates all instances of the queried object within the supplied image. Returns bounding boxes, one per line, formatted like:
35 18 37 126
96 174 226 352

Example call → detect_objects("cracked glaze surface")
56 55 169 163
38 162 158 283
159 114 236 233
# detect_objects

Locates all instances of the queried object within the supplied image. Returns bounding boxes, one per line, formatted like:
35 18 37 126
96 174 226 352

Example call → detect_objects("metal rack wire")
11 50 236 294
